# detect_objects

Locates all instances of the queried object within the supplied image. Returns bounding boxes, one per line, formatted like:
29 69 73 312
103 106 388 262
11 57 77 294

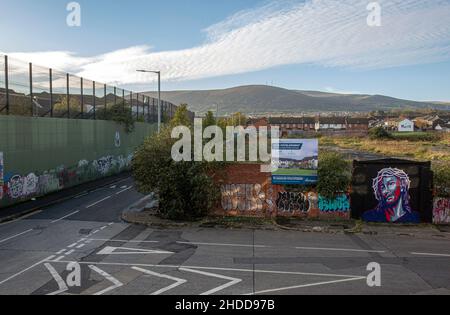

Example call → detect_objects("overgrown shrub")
433 162 450 197
393 132 442 142
369 127 393 140
317 151 352 199
132 108 221 220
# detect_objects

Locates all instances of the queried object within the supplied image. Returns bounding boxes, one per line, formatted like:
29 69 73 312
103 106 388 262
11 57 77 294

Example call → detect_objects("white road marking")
132 267 187 295
67 242 79 248
0 255 55 286
100 226 107 230
54 256 66 262
86 196 112 208
56 249 66 255
246 277 367 295
97 246 173 255
50 210 79 224
44 263 68 295
180 268 242 295
0 210 42 226
295 246 385 253
88 265 123 295
116 187 132 195
86 238 159 244
411 252 450 258
0 229 33 244
177 241 268 248
65 249 75 256
76 244 86 249
92 230 100 235
49 260 364 279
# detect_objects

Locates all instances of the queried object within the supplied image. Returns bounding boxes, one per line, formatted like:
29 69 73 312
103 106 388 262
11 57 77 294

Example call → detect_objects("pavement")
0 176 449 295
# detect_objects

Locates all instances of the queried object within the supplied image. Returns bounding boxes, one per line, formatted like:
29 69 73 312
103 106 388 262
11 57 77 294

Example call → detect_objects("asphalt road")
0 176 449 295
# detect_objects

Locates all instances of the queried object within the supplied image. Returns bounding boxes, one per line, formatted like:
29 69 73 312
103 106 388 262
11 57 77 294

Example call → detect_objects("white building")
398 119 414 132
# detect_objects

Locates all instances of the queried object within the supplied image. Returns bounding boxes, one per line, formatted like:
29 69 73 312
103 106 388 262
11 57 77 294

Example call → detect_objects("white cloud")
4 0 450 87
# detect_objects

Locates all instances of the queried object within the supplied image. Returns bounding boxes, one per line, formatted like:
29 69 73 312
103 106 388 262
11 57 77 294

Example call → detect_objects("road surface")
0 176 449 295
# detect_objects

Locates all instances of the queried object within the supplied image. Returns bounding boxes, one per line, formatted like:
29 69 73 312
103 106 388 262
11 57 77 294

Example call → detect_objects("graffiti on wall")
362 168 420 223
318 194 350 213
221 184 266 212
0 154 133 205
0 152 4 200
434 198 450 225
276 192 312 213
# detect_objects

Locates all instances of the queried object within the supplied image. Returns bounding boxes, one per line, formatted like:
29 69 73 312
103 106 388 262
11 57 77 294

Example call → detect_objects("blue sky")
1 0 450 101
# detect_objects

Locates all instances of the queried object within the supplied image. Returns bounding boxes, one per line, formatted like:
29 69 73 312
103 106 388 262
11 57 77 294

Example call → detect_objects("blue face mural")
362 168 420 223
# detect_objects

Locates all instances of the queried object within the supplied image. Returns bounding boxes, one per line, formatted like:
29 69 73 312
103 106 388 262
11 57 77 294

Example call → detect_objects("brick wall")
212 163 351 219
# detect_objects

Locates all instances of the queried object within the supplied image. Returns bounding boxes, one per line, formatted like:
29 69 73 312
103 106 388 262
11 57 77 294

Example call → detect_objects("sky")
0 0 450 101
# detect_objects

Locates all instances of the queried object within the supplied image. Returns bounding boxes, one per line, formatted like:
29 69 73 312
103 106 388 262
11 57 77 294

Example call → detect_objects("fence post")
29 62 33 116
122 89 125 111
49 68 53 117
4 55 9 115
114 86 117 107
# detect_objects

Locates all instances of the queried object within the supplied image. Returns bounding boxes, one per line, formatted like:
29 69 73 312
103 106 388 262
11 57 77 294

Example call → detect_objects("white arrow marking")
97 246 173 255
44 263 68 295
180 268 242 295
245 276 367 295
88 265 123 295
132 267 187 295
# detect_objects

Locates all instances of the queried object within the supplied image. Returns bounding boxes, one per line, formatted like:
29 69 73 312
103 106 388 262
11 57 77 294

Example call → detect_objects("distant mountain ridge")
143 85 450 115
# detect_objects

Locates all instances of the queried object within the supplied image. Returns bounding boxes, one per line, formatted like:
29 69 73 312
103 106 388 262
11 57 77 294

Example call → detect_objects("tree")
132 111 221 220
53 95 83 114
203 111 216 129
317 151 351 199
170 104 192 128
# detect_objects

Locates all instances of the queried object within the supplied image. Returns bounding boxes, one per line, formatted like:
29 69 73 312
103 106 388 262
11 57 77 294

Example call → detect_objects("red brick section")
212 163 350 219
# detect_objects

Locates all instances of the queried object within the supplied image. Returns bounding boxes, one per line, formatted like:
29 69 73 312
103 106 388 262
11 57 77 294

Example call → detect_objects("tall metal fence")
0 54 194 123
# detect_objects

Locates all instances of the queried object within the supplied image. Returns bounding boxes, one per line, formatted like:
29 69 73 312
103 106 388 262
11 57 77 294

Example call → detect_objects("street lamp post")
137 70 161 132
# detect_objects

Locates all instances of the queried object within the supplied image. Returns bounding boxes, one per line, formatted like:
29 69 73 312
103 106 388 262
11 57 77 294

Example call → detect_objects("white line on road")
88 265 123 295
44 263 68 295
50 210 79 224
180 268 242 295
76 244 86 249
177 241 268 248
0 255 55 286
294 246 386 253
86 196 112 209
65 249 75 256
67 242 79 248
56 249 66 255
116 187 132 195
85 238 159 244
411 252 450 258
54 256 66 262
132 267 187 295
246 276 367 295
97 246 173 255
0 229 34 245
50 260 364 279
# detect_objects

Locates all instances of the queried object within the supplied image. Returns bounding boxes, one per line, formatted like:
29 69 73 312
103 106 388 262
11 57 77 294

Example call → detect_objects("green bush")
393 132 442 142
433 163 450 197
317 151 351 199
369 127 393 140
132 107 221 220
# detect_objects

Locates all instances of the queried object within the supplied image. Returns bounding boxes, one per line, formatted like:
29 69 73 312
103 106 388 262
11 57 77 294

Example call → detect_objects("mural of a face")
380 176 401 205
362 167 420 223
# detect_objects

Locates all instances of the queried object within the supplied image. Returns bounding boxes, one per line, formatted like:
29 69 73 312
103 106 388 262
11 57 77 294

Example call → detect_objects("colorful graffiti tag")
318 194 350 213
433 198 450 225
221 184 266 212
0 154 133 206
362 168 420 223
